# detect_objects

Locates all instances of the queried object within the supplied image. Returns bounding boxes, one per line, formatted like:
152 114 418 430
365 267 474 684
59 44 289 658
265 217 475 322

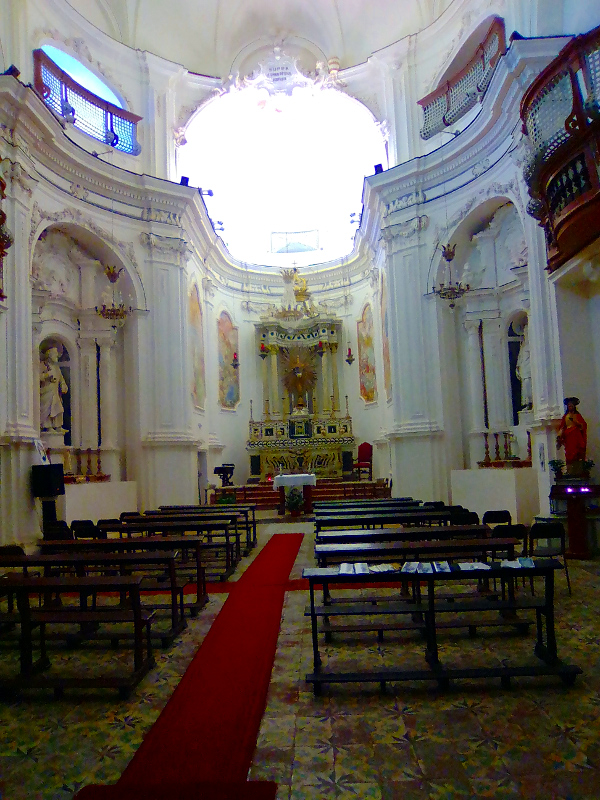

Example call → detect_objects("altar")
246 267 355 480
273 472 317 514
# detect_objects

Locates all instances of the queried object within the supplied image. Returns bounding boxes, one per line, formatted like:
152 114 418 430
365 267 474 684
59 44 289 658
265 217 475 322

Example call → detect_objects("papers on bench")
457 562 491 571
339 562 370 575
500 557 535 569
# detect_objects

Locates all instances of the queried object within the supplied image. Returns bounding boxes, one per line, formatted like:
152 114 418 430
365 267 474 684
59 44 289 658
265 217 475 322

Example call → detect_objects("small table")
273 473 317 515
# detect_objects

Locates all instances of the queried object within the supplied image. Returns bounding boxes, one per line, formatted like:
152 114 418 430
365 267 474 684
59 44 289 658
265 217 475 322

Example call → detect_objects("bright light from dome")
177 84 387 268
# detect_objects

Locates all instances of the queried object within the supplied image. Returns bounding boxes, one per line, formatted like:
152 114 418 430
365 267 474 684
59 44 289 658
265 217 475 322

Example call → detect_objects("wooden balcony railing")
33 49 142 155
521 25 600 272
418 18 506 139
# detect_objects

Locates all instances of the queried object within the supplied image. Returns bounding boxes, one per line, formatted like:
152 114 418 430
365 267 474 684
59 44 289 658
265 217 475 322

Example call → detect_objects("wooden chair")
71 519 101 539
353 442 373 481
482 509 512 526
528 521 571 596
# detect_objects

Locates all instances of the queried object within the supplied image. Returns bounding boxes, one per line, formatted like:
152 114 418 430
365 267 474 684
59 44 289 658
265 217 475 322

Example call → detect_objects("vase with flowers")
285 486 304 516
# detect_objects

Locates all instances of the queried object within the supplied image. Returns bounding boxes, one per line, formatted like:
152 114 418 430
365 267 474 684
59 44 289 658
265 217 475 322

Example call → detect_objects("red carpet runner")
117 533 303 789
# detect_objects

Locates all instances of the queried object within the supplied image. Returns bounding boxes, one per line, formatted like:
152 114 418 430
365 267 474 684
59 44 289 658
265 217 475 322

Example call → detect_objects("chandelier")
432 243 470 308
96 265 131 325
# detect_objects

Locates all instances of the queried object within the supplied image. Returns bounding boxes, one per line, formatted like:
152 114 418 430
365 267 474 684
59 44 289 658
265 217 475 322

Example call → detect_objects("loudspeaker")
374 164 383 174
31 464 65 497
250 454 261 476
180 176 189 186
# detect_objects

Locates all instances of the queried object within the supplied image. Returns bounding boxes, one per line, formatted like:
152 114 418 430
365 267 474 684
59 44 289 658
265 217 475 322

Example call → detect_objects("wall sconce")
259 342 268 359
231 351 240 369
345 344 355 365
316 341 324 357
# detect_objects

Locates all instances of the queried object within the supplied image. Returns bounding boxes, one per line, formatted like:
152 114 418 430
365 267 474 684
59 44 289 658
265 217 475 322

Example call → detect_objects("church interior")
2 0 600 797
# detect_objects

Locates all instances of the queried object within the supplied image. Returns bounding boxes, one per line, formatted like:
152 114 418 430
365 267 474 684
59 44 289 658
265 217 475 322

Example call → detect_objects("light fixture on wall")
431 242 470 308
345 343 355 365
259 342 268 359
96 265 131 325
231 351 240 369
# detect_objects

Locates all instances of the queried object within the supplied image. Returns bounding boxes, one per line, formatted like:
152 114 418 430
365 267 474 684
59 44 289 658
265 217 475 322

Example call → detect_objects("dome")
67 0 452 76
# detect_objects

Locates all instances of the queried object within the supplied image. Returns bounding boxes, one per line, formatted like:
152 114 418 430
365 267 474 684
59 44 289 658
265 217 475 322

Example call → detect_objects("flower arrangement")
285 486 304 514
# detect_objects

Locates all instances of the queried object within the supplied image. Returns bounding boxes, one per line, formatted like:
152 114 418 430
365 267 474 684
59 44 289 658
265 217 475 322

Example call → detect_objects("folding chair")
528 521 571 596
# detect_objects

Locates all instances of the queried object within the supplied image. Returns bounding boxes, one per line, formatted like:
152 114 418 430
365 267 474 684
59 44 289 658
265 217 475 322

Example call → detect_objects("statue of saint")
40 346 68 432
557 397 587 464
515 325 532 409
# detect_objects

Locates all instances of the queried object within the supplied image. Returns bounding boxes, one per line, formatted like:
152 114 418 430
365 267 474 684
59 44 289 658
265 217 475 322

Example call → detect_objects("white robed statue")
40 346 68 432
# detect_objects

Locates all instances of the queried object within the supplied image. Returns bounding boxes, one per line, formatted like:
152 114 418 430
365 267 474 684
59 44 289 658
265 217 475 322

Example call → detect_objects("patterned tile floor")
2 522 600 799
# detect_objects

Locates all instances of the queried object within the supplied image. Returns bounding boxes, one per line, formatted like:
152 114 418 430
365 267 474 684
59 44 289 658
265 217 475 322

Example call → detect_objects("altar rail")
212 480 391 509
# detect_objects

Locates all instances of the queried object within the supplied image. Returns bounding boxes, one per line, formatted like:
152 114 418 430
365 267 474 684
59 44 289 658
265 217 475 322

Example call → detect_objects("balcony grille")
418 19 505 139
34 49 141 155
524 72 573 160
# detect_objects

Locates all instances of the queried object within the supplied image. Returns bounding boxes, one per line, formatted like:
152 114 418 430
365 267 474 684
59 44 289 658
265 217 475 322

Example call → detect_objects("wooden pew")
38 535 209 611
315 524 490 544
135 513 244 562
303 560 582 694
0 551 186 646
159 504 258 552
96 519 238 580
314 536 519 567
314 509 454 533
0 574 155 698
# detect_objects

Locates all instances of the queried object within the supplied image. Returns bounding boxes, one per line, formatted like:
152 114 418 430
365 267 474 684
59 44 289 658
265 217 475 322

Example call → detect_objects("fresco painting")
218 310 240 408
357 303 378 403
381 271 392 401
189 284 206 408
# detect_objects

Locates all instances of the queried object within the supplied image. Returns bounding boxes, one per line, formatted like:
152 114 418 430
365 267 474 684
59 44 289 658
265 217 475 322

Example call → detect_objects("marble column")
97 332 119 478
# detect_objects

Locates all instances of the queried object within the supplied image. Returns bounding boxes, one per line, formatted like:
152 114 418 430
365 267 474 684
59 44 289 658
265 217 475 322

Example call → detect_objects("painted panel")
381 270 392 401
189 284 206 409
218 310 240 409
357 303 378 403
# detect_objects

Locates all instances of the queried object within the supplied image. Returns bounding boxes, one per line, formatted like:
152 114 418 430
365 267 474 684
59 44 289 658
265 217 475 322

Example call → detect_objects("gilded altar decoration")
357 304 378 403
381 271 392 401
189 284 206 408
218 311 239 408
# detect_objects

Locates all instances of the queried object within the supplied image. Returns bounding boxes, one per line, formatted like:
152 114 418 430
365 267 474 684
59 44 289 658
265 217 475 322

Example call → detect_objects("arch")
30 221 147 314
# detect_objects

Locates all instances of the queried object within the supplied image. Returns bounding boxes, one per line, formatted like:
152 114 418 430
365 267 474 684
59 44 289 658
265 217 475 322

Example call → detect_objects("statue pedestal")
41 431 67 462
518 409 533 427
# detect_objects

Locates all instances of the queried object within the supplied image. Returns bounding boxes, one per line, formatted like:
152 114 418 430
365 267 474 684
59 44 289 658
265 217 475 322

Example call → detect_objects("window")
33 48 141 155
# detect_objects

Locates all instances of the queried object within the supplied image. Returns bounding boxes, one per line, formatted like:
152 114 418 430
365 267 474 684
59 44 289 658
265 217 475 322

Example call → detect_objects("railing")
521 26 600 170
33 49 142 155
418 18 506 139
520 25 600 271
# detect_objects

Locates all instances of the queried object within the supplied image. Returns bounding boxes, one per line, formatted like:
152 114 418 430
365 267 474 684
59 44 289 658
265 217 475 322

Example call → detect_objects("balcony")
33 49 142 155
418 18 506 140
521 25 600 272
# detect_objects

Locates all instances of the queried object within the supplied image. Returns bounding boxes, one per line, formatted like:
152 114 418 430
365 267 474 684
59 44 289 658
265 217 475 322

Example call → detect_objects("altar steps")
212 480 391 509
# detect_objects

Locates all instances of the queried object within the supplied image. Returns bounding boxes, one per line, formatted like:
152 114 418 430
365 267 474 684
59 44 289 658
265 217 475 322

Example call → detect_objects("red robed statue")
557 397 587 464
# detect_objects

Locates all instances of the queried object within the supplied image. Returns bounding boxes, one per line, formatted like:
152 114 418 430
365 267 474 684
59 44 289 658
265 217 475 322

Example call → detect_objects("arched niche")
31 223 143 481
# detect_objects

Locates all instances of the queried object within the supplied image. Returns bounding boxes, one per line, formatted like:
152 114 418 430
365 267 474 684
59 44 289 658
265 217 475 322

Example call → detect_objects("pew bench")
0 574 156 698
